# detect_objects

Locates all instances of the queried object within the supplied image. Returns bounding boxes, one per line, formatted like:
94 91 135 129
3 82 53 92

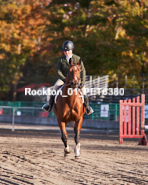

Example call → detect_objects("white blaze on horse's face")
74 75 77 81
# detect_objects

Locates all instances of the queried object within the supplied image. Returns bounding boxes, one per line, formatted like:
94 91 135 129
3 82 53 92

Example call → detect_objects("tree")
0 0 53 99
46 0 148 88
0 0 148 100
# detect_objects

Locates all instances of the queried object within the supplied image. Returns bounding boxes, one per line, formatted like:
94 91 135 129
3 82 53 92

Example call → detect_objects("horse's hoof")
64 151 71 157
64 153 71 157
64 146 71 157
75 155 81 159
74 143 81 158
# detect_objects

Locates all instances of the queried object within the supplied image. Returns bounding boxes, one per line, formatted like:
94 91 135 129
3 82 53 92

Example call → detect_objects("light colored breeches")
53 79 85 95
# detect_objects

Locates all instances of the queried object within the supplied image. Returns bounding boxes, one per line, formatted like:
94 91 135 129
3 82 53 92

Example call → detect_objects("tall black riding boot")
42 95 55 112
84 95 94 115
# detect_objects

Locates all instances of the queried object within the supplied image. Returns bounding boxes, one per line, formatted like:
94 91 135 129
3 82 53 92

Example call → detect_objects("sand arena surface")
0 127 148 185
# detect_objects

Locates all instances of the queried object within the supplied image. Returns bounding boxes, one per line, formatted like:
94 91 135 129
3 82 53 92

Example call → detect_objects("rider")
43 40 94 115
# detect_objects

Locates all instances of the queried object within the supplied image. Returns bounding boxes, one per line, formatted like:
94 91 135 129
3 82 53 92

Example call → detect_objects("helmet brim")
61 48 73 51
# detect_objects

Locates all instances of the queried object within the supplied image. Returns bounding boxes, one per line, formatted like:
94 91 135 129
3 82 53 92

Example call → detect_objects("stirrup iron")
86 106 94 115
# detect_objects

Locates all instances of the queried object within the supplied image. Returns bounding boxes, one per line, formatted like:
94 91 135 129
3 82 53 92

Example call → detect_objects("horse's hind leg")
74 118 83 159
58 121 71 157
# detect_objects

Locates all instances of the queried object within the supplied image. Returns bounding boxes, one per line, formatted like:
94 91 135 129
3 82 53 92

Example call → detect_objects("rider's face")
64 50 72 57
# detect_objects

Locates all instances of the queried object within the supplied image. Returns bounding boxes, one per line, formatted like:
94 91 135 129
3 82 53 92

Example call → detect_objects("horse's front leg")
74 118 83 159
58 120 71 157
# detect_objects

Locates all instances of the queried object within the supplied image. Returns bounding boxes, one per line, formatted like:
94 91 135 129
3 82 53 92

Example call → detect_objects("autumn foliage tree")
0 0 53 99
0 0 148 100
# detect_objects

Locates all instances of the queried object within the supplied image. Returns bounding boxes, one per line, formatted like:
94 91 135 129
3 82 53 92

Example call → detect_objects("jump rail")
119 94 148 145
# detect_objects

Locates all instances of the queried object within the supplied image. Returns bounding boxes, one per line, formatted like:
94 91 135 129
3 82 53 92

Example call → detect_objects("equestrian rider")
43 40 94 115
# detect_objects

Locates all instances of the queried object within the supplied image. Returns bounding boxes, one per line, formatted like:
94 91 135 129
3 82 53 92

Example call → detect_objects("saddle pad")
54 86 84 103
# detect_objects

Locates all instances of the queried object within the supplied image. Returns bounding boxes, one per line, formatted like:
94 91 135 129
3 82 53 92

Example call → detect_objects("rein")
64 83 71 87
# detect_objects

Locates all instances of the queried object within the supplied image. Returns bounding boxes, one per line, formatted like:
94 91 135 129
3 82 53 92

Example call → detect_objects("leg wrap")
74 133 80 145
61 134 67 147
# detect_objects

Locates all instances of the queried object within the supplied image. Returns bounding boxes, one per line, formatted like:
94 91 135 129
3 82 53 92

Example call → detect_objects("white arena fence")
46 75 109 101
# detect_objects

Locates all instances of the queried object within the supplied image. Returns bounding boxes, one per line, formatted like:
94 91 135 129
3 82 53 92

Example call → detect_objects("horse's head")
68 58 81 89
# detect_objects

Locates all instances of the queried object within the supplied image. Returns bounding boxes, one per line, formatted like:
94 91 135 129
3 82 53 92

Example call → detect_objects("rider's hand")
63 79 66 83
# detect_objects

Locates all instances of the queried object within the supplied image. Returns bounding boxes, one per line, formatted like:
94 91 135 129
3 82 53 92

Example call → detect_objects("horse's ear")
69 58 73 65
78 58 81 66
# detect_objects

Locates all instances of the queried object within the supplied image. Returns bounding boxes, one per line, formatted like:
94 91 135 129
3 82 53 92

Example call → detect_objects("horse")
52 58 85 158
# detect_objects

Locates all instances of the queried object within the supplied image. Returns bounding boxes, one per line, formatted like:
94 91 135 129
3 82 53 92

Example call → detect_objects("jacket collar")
63 54 75 64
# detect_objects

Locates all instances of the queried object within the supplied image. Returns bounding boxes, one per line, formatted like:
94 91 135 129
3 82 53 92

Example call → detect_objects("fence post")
91 104 94 120
90 76 92 88
119 100 123 144
107 111 110 134
12 107 15 131
115 104 118 121
141 94 145 136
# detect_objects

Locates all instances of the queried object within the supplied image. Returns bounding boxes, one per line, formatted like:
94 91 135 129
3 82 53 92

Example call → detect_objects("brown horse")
52 58 85 158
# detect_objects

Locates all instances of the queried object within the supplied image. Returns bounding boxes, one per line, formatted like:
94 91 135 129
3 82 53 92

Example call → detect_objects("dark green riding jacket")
56 54 86 85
